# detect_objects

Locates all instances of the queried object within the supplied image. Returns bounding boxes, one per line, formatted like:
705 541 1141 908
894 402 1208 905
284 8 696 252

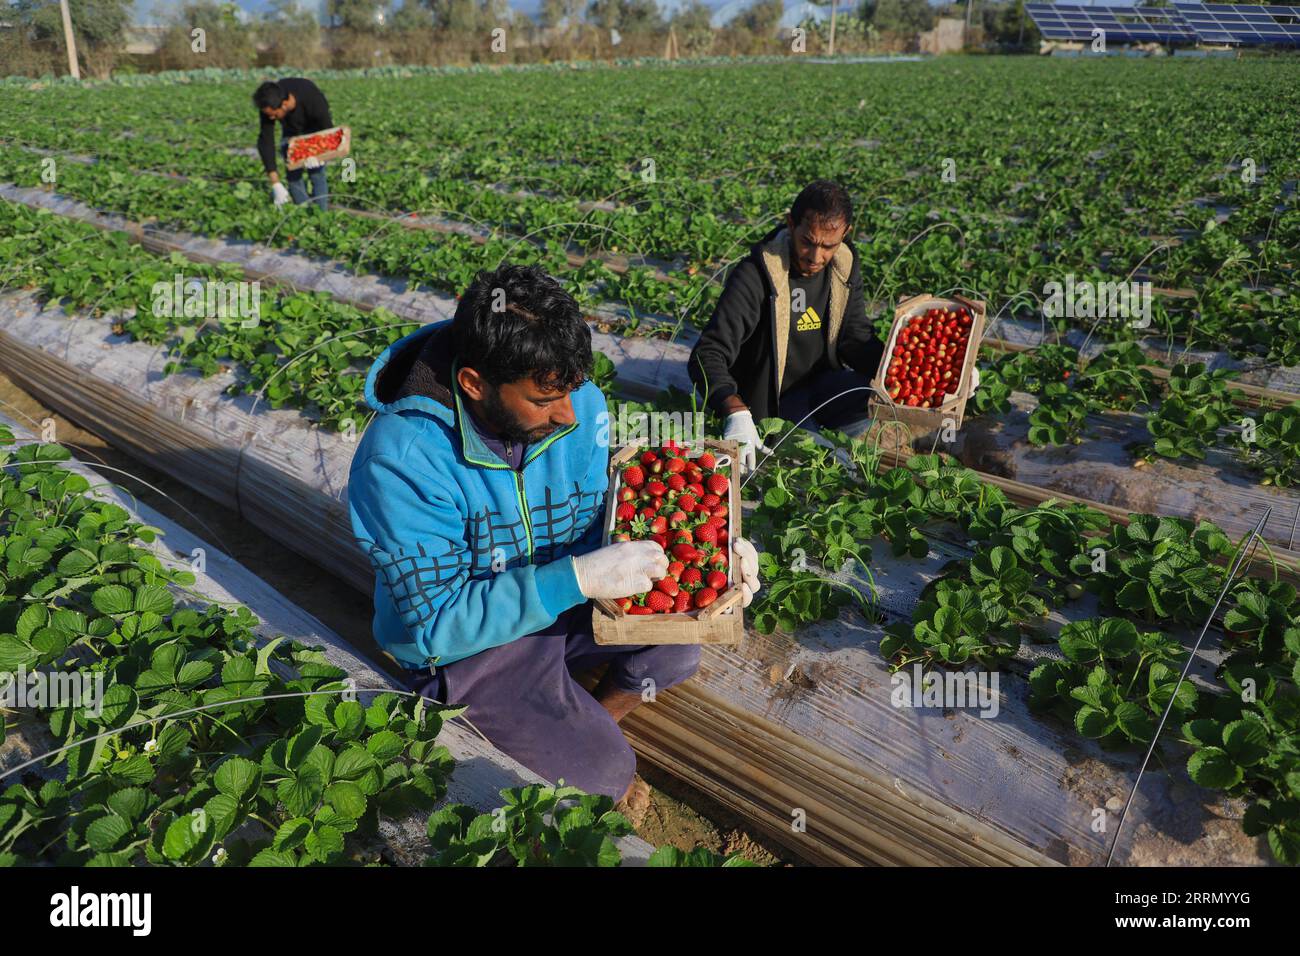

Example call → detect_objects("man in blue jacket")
348 264 760 809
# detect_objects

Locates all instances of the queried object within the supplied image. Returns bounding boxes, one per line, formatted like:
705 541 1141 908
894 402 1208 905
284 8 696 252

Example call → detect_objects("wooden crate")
868 293 987 432
592 438 744 645
285 126 351 171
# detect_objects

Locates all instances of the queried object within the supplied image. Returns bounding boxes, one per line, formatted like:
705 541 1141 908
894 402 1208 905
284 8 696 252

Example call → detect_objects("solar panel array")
1025 2 1300 46
1175 3 1300 44
1025 4 1196 43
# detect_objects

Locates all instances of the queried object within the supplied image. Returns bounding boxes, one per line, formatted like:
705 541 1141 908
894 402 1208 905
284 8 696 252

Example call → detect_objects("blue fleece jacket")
347 320 609 669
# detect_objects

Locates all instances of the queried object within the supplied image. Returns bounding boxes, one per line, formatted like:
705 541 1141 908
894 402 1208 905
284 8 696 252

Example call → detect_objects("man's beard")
481 386 557 446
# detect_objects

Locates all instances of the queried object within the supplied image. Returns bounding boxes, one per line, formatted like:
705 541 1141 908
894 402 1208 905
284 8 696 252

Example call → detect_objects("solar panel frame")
1173 2 1300 44
1027 3 1300 46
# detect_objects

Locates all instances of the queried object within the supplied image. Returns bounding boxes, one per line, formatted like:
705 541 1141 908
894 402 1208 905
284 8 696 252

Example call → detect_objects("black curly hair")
451 264 593 391
790 179 853 231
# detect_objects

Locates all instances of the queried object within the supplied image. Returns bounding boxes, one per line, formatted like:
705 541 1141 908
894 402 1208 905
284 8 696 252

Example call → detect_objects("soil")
0 370 803 867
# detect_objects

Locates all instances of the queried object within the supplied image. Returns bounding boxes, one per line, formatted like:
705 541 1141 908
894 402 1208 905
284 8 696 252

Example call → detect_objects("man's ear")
457 366 487 401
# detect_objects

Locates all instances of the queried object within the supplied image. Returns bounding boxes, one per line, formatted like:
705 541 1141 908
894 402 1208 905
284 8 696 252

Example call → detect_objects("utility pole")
59 0 81 79
829 0 838 57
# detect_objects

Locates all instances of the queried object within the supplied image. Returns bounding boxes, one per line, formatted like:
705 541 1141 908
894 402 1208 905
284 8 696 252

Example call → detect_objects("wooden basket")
591 438 743 645
285 126 351 171
868 293 987 432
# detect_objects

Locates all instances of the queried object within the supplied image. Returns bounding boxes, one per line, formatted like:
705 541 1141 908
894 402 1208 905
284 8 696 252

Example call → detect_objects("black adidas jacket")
688 225 884 424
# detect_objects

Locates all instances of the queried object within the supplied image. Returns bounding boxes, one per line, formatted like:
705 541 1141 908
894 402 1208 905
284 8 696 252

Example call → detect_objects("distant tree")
391 0 436 30
670 0 715 51
541 0 585 30
158 1 257 69
981 0 1039 47
261 0 325 67
15 0 130 76
870 0 935 35
588 0 663 33
730 0 784 35
327 0 388 31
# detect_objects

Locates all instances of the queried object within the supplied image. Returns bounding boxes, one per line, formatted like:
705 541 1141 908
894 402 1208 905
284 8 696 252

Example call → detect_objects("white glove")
970 366 981 391
732 537 761 608
271 182 291 207
303 156 323 170
571 540 668 600
723 409 772 475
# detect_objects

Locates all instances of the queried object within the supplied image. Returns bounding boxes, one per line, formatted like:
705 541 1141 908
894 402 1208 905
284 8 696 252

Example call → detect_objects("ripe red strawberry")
616 597 633 611
694 523 719 546
673 530 693 544
673 590 692 613
708 550 728 569
655 576 679 596
628 605 655 615
666 560 685 578
701 493 720 507
646 480 667 498
706 474 729 496
678 494 697 513
716 528 728 546
615 502 636 521
706 570 727 590
622 465 645 489
646 590 675 613
651 496 665 511
612 531 631 542
650 516 668 534
640 451 658 467
669 510 688 528
710 504 728 518
680 567 702 587
666 474 686 491
671 543 698 562
696 452 716 470
639 506 656 521
694 587 718 609
664 456 686 474
618 486 636 502
687 482 705 497
650 532 669 549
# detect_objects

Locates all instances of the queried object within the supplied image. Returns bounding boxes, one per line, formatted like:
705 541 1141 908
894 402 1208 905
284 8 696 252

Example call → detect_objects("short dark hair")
452 264 593 391
790 179 853 232
253 81 286 111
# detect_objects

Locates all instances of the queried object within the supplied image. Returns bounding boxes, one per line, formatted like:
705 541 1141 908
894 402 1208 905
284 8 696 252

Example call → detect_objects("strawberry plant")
1237 402 1300 488
1069 513 1234 625
1028 618 1193 746
1138 362 1243 463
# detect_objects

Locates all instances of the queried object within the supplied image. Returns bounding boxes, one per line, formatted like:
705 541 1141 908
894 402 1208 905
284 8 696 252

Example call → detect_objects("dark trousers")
777 366 876 430
402 602 700 799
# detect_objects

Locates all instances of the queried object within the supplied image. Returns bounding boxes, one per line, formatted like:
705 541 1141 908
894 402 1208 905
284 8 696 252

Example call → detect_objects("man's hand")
731 537 761 608
723 409 772 475
572 540 669 600
270 182 291 207
303 156 323 170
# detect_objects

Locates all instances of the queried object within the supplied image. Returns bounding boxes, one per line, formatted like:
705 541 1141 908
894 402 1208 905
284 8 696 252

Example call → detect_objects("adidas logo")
796 306 822 332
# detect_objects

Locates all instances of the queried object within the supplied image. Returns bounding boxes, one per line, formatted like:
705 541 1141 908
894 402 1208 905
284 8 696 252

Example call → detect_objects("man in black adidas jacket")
688 180 884 472
253 78 333 210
